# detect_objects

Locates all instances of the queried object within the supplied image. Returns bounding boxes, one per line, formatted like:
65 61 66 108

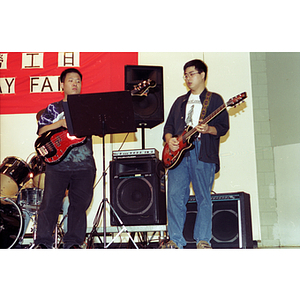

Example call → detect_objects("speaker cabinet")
125 65 164 129
183 192 253 249
110 158 166 226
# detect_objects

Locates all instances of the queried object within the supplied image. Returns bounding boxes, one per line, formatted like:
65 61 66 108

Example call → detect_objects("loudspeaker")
110 158 167 226
125 65 164 129
183 192 253 249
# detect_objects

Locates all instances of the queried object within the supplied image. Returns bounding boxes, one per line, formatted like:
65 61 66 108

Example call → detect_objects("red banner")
0 52 138 115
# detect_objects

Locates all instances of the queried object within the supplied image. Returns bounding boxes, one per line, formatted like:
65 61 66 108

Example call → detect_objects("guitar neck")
202 103 226 124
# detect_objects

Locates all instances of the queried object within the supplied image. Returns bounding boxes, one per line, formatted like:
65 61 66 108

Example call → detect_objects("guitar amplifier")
183 192 253 249
112 148 159 160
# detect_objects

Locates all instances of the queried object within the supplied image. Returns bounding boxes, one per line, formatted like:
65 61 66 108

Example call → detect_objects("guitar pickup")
37 146 48 157
54 136 62 147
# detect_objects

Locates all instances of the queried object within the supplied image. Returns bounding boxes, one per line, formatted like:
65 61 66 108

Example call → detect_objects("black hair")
183 59 208 80
60 68 83 83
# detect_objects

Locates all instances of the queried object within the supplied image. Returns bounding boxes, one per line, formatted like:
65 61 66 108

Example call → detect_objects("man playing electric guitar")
161 59 229 249
34 68 96 249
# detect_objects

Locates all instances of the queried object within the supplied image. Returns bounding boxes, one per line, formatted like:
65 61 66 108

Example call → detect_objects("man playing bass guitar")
161 59 229 249
34 68 96 249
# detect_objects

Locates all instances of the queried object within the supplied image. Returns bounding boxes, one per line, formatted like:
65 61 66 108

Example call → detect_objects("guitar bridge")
37 146 48 157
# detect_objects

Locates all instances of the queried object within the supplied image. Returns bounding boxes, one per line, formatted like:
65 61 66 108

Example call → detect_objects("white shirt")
185 93 202 127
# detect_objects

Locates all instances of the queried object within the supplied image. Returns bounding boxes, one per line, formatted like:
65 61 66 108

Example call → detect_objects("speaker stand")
105 204 138 249
140 123 146 149
86 194 138 249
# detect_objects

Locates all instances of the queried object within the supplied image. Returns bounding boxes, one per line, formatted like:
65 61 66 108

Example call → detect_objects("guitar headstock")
131 79 156 96
227 92 247 107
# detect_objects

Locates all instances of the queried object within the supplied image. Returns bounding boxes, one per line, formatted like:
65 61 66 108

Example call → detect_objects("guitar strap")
199 91 212 121
192 91 212 143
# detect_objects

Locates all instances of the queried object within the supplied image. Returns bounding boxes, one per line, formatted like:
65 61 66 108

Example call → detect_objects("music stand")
64 90 138 248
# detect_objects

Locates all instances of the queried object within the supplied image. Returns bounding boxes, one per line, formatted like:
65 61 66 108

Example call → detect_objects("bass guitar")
35 127 87 164
162 92 247 169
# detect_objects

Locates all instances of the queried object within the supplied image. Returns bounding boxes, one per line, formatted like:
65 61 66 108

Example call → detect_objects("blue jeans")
35 168 95 248
167 140 215 248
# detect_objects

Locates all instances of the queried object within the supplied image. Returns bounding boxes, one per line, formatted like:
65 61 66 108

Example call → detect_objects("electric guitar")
131 79 156 96
35 127 87 164
162 92 247 169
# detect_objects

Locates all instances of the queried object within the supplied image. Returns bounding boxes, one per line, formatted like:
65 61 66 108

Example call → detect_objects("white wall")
274 143 300 246
0 114 38 161
0 52 260 241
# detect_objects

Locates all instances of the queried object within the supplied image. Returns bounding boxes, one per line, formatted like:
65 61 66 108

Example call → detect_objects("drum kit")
0 155 46 249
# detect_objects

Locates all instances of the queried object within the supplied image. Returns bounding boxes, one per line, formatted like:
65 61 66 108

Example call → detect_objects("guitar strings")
42 131 79 151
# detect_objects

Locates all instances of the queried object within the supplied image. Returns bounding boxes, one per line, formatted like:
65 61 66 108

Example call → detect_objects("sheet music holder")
64 90 137 137
63 90 137 248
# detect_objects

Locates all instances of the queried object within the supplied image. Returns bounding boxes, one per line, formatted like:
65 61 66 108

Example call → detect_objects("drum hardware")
28 212 38 249
19 206 44 249
19 181 43 249
15 185 40 248
54 213 68 249
0 197 23 249
18 209 38 248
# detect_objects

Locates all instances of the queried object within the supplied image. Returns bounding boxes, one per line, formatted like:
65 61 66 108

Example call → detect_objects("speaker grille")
212 209 238 243
132 93 159 117
116 177 153 215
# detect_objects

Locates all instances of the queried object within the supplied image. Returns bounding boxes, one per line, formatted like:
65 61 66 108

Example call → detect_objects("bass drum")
0 198 23 248
29 155 46 189
0 156 31 197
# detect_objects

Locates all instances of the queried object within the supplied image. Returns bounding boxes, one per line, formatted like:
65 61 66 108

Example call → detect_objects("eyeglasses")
183 71 200 80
